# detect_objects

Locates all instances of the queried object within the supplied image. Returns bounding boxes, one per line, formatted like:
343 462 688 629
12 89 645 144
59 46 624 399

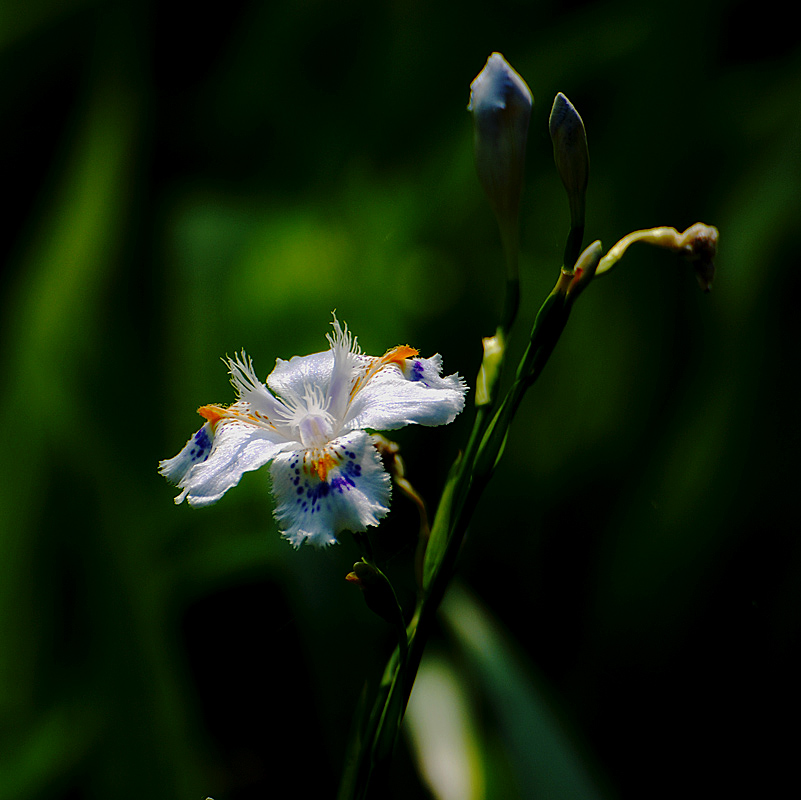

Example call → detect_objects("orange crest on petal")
380 344 419 368
197 404 227 427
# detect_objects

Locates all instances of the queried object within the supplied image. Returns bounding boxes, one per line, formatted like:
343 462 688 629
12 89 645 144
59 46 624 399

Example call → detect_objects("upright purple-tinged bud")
549 92 589 268
468 53 533 272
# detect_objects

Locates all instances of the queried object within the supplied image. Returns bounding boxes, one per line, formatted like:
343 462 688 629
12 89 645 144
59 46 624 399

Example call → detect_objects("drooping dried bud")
594 223 719 291
676 222 718 292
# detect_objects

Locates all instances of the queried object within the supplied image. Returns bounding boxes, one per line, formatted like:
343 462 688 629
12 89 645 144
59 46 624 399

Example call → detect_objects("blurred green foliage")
1 0 799 798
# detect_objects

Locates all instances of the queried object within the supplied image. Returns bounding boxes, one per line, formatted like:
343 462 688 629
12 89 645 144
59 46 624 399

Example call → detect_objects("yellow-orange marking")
349 344 420 401
197 404 227 427
301 449 340 482
319 451 341 481
380 344 419 367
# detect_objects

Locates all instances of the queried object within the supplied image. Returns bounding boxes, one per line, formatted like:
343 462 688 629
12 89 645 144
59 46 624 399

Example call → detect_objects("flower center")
297 412 335 448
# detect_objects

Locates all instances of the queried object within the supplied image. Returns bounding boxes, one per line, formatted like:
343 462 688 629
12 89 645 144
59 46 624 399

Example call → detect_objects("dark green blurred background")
2 0 799 797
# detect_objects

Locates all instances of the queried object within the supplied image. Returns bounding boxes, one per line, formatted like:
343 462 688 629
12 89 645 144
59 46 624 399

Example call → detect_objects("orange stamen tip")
381 344 419 367
197 404 226 426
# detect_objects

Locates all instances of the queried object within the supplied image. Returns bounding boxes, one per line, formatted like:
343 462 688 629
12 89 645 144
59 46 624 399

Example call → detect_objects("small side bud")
559 240 603 303
549 93 589 267
468 53 533 265
475 333 504 407
346 560 401 627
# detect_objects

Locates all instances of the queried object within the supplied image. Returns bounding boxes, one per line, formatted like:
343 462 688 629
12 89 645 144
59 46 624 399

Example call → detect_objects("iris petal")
270 430 391 547
158 423 215 485
344 355 467 432
173 422 292 507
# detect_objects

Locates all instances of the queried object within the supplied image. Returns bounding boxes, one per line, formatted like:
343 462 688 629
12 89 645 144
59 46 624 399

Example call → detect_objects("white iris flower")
159 317 467 547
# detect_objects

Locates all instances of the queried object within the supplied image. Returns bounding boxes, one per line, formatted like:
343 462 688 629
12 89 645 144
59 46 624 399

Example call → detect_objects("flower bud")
549 93 589 267
475 333 504 407
595 223 719 292
549 94 589 219
346 560 401 626
556 240 603 303
468 53 533 232
677 222 718 292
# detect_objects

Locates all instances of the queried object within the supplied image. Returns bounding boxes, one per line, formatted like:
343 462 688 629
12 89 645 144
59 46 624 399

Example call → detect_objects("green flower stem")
342 217 718 796
498 216 522 337
515 286 571 390
427 286 573 633
343 283 574 799
338 648 402 800
340 559 410 800
563 221 585 272
424 281 570 592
